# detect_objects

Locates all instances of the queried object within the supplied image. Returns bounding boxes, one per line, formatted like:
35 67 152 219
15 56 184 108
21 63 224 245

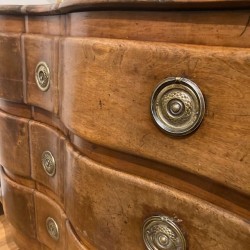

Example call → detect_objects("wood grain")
67 11 250 48
1 170 36 239
0 111 30 177
0 33 23 102
23 34 59 114
35 191 66 250
60 37 250 196
26 15 66 36
0 100 32 119
65 142 250 250
29 121 65 203
0 215 19 250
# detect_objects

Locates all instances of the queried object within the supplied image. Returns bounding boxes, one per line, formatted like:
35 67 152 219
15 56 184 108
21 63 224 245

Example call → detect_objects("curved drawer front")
65 143 250 250
23 34 59 114
0 169 36 238
30 120 65 202
0 110 30 176
34 191 66 250
60 38 250 195
0 33 23 102
66 221 95 250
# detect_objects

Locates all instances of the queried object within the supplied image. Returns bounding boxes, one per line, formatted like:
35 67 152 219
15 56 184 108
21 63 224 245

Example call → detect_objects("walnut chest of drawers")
0 1 249 249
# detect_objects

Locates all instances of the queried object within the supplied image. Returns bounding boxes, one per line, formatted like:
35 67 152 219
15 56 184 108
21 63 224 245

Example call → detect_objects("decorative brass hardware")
143 215 186 250
35 61 50 92
41 151 56 177
151 77 205 136
46 217 60 241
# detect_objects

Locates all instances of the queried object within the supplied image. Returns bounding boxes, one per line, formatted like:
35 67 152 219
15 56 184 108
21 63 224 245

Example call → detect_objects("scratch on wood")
240 15 250 37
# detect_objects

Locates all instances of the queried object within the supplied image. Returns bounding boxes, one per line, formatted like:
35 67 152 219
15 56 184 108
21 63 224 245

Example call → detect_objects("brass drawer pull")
41 151 56 177
46 217 60 241
151 77 205 136
35 61 50 92
143 215 186 250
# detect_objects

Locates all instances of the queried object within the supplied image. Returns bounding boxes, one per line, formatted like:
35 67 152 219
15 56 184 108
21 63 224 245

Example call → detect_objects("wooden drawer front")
0 33 23 102
65 143 250 250
30 121 65 202
0 110 30 176
35 191 66 250
66 221 93 250
23 34 59 114
0 170 36 238
60 38 250 195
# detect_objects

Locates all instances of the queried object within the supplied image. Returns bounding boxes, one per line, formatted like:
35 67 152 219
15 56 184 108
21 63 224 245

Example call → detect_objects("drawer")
65 143 250 250
30 120 65 202
0 169 36 239
23 34 59 114
66 220 95 250
0 33 23 102
35 191 66 250
0 110 30 177
60 38 250 195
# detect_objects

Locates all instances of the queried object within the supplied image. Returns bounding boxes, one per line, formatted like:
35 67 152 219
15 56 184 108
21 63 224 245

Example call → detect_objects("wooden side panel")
1 170 36 239
60 38 250 195
30 121 65 203
23 34 59 114
34 191 66 250
64 143 250 250
0 33 23 102
67 11 250 47
0 110 30 177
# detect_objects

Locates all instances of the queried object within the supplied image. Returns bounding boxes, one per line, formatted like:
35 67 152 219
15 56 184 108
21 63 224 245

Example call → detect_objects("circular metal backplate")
35 61 50 92
46 217 60 241
143 215 186 250
151 77 205 136
41 151 56 177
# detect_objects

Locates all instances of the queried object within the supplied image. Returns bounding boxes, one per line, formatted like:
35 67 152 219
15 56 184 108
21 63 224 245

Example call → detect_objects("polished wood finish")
60 37 250 195
30 121 65 203
0 34 23 102
65 143 250 250
23 35 59 114
35 191 66 250
0 111 30 177
1 170 36 238
0 3 249 250
0 215 19 250
67 11 250 47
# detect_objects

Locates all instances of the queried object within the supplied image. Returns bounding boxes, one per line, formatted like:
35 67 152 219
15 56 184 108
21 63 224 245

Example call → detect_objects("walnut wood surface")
0 7 250 250
65 143 250 249
1 170 36 239
0 111 30 177
67 11 250 48
30 121 65 204
23 34 59 114
0 34 23 103
60 37 250 196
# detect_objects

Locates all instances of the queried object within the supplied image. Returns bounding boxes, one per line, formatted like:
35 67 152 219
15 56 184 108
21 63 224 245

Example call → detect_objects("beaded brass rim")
46 217 60 241
35 61 50 92
41 151 56 177
143 215 186 250
151 77 205 136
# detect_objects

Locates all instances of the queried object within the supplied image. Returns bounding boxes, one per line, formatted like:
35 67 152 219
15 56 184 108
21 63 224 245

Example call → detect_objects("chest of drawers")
0 1 250 249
